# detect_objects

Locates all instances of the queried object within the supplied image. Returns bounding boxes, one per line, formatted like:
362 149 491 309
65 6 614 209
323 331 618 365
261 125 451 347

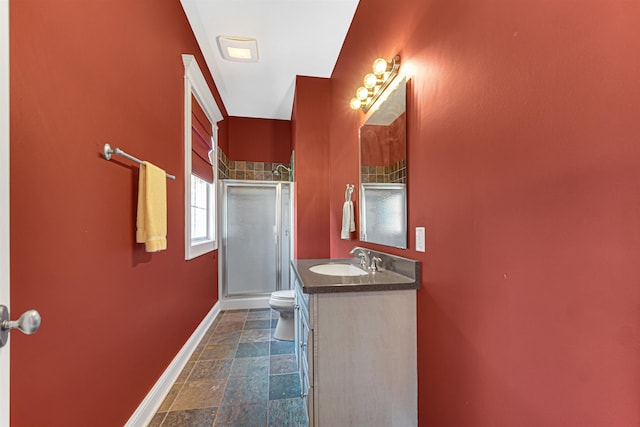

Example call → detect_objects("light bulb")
356 86 369 101
372 58 389 75
350 97 362 110
363 73 378 89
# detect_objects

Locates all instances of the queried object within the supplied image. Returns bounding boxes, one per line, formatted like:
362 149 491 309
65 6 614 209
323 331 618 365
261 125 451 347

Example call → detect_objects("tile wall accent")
218 147 291 182
361 158 407 183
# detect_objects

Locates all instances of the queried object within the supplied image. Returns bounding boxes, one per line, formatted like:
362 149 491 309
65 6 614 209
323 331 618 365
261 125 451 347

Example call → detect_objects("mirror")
359 77 407 248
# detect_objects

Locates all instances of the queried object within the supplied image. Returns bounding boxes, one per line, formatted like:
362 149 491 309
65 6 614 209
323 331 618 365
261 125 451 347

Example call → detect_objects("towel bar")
102 143 176 180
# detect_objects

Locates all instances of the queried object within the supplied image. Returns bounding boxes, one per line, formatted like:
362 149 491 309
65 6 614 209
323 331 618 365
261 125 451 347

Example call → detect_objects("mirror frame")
358 77 407 249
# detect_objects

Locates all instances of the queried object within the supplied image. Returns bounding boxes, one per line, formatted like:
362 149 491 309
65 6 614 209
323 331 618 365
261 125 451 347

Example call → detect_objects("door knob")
0 305 41 348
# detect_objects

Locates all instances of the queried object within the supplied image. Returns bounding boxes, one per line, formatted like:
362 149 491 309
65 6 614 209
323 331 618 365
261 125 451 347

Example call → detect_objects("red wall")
218 119 229 155
292 76 331 259
329 0 640 425
9 1 225 425
227 116 291 163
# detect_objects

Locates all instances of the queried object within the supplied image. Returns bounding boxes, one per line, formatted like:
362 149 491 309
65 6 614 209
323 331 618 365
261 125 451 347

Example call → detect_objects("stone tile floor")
149 308 307 427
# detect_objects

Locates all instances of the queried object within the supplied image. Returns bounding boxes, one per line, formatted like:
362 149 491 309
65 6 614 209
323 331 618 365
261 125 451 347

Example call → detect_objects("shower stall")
220 180 293 308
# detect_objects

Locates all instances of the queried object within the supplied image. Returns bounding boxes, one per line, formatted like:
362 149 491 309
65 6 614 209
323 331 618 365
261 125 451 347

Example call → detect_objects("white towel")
340 200 356 240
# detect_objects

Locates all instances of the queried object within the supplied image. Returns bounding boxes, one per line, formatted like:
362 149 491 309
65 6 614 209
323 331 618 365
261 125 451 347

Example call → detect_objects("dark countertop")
292 257 419 294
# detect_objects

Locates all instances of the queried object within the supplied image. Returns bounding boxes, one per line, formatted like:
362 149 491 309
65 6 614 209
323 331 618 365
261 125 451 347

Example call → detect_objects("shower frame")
219 180 293 308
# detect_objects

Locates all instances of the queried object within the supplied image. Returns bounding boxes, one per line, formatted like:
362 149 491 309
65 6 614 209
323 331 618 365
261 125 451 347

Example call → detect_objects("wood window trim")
183 54 222 260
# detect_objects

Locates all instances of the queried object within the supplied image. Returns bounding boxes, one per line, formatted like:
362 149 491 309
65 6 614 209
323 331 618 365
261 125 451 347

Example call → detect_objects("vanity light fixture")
217 36 259 62
350 55 401 113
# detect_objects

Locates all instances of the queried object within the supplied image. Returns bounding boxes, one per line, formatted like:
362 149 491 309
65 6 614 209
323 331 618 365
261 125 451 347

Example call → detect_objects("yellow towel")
136 161 167 252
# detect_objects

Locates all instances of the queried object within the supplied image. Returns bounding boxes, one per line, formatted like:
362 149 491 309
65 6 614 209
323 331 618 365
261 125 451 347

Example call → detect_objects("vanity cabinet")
294 278 313 423
293 261 418 427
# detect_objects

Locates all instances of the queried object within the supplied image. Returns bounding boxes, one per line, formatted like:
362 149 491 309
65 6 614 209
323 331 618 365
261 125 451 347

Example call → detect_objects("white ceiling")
180 0 360 121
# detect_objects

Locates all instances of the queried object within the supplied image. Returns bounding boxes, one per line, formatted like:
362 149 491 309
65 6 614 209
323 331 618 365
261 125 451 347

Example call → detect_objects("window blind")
191 95 214 183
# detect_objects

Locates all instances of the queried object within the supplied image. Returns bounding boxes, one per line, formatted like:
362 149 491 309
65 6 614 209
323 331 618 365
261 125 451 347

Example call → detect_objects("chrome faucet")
349 247 370 270
370 256 382 272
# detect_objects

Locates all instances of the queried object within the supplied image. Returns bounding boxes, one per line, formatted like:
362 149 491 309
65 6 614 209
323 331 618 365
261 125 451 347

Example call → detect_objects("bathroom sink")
309 263 369 276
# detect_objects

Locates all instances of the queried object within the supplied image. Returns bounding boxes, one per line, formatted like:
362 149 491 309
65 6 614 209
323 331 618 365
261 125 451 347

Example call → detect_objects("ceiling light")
216 36 259 62
227 47 252 59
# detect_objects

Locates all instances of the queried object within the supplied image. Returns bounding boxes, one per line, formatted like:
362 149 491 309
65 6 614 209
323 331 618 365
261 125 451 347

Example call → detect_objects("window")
183 55 223 260
191 175 210 241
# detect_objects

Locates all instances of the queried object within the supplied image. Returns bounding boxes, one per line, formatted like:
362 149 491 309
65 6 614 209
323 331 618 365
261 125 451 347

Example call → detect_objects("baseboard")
220 295 270 310
125 302 221 427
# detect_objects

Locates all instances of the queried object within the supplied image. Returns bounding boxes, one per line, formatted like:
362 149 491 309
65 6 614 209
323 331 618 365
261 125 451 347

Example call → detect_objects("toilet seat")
269 290 295 310
270 290 295 301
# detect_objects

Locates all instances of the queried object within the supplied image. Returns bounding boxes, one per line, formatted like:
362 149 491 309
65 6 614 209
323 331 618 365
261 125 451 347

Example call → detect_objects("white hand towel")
349 200 356 232
341 200 355 240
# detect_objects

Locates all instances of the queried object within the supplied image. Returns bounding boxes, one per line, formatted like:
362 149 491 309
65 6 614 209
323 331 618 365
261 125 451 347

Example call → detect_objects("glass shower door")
223 183 278 297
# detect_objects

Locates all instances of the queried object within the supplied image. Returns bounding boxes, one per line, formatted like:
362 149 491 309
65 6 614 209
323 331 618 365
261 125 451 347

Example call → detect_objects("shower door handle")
0 305 42 348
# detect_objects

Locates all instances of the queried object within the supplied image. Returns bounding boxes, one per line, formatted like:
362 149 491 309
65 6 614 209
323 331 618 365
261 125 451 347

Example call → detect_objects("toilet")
269 289 296 341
